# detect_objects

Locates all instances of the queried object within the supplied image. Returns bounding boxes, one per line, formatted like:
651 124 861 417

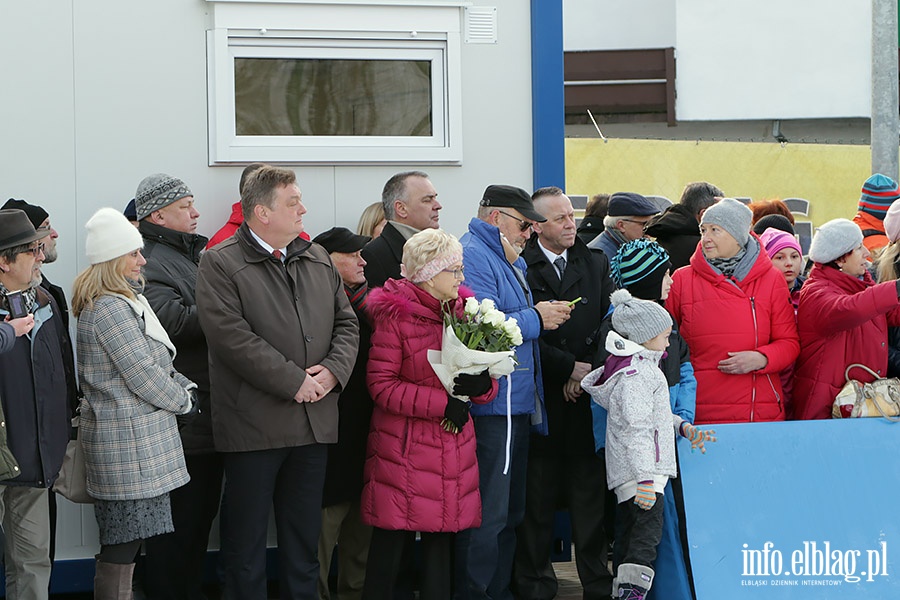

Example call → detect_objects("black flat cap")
313 227 371 254
480 185 547 223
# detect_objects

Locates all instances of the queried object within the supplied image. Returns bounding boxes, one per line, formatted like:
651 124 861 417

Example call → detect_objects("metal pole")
871 0 899 179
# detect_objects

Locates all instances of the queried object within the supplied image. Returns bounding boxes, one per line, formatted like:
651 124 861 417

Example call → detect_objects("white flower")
479 298 496 314
509 327 523 346
483 309 505 327
464 297 480 316
503 317 519 336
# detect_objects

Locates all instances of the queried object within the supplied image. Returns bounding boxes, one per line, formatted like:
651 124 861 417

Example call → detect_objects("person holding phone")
0 208 71 600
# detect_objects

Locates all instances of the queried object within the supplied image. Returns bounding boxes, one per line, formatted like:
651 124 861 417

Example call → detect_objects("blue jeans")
457 414 530 600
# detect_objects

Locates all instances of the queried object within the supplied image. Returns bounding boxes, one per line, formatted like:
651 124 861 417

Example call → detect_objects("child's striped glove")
679 422 717 453
634 481 656 510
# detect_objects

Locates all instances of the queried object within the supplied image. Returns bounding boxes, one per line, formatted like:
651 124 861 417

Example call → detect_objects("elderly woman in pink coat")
362 229 498 600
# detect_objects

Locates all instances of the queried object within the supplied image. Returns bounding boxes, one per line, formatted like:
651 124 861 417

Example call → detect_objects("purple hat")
759 228 802 259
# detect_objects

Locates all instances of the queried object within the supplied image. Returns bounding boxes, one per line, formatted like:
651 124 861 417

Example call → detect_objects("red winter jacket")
362 279 498 532
667 241 799 425
792 264 900 420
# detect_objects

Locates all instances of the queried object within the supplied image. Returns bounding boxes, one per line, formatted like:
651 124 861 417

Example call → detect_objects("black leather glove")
176 388 200 431
452 370 492 397
443 396 470 432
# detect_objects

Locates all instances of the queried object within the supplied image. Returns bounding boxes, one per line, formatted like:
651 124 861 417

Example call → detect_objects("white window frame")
207 10 464 165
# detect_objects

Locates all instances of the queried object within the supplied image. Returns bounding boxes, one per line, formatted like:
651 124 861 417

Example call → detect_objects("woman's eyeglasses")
497 210 534 232
442 267 465 279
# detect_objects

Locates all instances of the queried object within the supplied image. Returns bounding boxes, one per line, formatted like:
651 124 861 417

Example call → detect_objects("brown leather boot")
93 559 135 600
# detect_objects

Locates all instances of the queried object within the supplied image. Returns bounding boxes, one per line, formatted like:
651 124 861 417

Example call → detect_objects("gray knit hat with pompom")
610 288 672 345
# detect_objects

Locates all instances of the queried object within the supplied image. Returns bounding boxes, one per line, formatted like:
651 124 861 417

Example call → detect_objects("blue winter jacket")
460 218 547 432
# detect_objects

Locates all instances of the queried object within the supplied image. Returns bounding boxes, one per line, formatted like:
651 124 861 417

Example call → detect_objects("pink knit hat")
884 200 900 242
759 227 802 259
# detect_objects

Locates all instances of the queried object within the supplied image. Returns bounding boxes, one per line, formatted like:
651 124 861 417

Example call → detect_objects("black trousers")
363 528 454 600
513 452 613 600
221 444 328 600
616 494 664 569
143 452 225 599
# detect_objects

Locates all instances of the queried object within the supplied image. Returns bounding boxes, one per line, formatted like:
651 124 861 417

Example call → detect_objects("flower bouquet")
428 297 522 433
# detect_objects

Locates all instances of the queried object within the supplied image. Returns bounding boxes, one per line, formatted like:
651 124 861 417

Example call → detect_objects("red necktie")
273 249 283 260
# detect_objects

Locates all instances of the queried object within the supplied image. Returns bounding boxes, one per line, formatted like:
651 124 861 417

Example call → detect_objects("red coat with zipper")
667 241 799 424
793 264 900 420
362 279 498 532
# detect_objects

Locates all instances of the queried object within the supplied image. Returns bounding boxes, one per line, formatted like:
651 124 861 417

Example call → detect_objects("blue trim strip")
530 0 566 190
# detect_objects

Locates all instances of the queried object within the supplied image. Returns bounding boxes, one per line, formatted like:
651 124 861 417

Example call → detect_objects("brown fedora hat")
0 209 50 252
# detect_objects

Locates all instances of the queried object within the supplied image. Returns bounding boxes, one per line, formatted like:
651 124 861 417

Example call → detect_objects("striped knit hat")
858 173 900 220
610 238 672 300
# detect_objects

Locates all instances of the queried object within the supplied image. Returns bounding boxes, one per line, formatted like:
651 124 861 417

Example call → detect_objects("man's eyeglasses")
442 267 465 280
19 243 45 258
497 210 535 232
620 218 652 228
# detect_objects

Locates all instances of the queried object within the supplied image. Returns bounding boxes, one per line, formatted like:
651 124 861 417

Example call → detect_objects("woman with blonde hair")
876 202 900 376
357 201 387 239
72 208 196 599
361 228 498 600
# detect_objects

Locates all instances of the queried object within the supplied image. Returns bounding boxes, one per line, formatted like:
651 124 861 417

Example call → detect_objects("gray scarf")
707 248 747 278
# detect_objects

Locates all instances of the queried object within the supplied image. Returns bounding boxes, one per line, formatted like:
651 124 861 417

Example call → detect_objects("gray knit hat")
808 218 863 264
134 173 192 221
700 197 752 247
610 288 672 345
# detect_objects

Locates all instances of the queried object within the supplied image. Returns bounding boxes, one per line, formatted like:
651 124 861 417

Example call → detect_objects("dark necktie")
553 256 566 280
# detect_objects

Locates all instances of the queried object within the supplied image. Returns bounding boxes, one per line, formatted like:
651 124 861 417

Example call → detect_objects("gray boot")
93 559 135 600
615 563 654 600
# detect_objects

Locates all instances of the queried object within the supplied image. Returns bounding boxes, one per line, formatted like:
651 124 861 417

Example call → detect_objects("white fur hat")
85 207 144 265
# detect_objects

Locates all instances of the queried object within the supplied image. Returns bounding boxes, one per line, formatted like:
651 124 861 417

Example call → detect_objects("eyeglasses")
442 267 465 279
620 218 652 227
19 243 45 258
497 210 535 232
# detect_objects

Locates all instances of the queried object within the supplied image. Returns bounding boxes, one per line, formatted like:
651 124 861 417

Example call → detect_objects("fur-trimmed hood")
366 278 474 324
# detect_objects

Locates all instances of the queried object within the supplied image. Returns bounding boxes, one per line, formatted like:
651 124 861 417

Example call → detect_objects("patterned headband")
402 251 463 283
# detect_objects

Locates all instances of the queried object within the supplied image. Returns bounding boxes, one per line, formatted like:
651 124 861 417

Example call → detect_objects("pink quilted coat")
362 278 498 532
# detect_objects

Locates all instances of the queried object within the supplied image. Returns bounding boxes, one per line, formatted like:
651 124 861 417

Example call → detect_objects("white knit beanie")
85 208 144 265
808 218 863 265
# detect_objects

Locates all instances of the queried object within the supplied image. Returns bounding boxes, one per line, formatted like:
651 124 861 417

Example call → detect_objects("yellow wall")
566 138 874 226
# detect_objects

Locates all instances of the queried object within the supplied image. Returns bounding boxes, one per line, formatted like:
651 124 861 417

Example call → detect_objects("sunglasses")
497 210 535 232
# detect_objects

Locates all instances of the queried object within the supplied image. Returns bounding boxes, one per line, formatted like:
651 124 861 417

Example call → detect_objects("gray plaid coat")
76 294 193 500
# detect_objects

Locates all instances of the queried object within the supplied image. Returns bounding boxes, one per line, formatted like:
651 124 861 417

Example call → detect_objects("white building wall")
675 0 871 121
562 0 675 50
562 0 873 121
1 0 534 301
1 0 535 562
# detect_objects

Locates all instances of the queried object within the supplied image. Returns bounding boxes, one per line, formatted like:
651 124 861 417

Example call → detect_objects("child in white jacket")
582 289 715 600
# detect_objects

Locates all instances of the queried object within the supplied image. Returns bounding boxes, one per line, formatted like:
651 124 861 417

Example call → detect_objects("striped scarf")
345 282 369 317
0 281 37 315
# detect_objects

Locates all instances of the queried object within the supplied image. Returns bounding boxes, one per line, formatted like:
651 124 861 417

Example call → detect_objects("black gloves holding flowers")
442 370 492 434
